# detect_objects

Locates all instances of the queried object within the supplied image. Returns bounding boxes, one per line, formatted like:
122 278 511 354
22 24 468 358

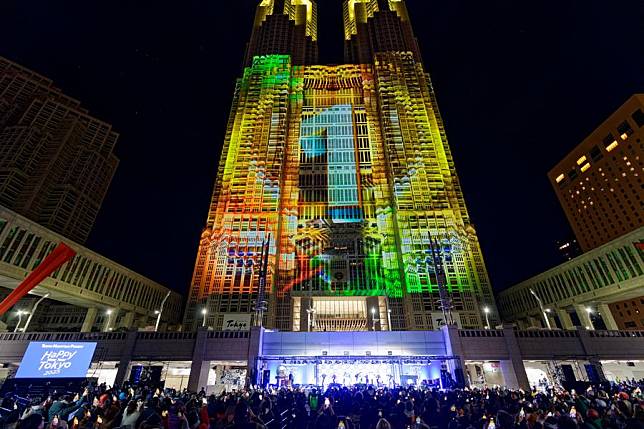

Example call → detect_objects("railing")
589 330 644 338
207 331 250 339
515 330 579 338
136 332 196 340
459 329 504 337
0 331 127 341
0 330 250 342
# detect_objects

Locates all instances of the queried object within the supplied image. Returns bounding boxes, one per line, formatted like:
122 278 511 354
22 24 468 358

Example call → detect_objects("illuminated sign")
16 342 97 378
222 314 252 331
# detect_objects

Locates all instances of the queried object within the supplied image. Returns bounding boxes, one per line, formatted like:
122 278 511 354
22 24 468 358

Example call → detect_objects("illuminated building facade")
185 0 497 331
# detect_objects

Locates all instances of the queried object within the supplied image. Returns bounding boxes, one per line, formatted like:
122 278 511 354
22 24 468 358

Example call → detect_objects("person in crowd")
120 401 142 429
1 377 643 429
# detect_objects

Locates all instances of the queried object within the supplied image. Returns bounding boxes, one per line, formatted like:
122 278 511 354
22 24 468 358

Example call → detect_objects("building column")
440 324 467 388
575 327 606 382
574 304 594 330
114 330 138 386
247 326 264 385
119 311 136 329
103 309 118 332
81 307 98 333
597 303 619 330
556 308 575 329
501 325 530 390
188 328 210 392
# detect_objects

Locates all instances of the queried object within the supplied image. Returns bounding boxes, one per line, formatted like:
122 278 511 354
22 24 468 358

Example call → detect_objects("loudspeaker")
560 364 576 383
440 369 451 389
584 364 605 383
262 370 271 387
454 368 465 388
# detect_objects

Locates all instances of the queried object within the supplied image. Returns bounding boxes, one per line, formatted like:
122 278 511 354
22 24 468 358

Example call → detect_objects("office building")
500 95 644 331
185 0 497 331
0 56 119 244
549 94 643 252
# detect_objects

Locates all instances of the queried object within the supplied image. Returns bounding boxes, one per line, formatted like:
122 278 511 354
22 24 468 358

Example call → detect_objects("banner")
222 313 252 331
16 342 97 378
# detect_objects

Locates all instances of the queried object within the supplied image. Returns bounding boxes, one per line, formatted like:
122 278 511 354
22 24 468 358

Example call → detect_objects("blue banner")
16 342 97 378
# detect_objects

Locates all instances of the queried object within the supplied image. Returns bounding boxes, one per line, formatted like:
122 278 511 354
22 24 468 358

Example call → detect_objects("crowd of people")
0 380 642 429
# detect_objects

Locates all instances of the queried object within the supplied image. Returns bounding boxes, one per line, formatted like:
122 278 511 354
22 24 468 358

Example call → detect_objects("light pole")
22 293 50 332
387 309 392 331
585 307 594 330
529 289 552 329
154 291 171 332
306 306 316 332
483 306 491 330
14 310 27 332
371 307 378 331
201 308 207 327
104 309 113 332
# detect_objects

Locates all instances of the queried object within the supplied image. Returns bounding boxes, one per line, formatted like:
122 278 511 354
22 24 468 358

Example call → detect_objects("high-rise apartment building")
548 94 643 252
185 0 497 331
0 57 119 243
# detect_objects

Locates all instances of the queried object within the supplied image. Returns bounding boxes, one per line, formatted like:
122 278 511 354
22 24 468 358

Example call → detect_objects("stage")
256 354 456 389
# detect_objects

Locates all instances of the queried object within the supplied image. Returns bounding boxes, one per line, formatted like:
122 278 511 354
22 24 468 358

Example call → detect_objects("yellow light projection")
188 53 494 329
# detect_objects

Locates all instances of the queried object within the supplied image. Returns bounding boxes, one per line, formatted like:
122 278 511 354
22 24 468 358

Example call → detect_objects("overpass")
497 228 644 330
0 206 182 331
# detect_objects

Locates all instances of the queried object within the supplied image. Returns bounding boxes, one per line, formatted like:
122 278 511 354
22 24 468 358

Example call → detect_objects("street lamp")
585 307 594 330
22 293 50 332
104 309 113 332
154 291 171 332
201 308 207 327
483 306 491 330
371 307 377 331
529 288 552 329
306 306 316 332
387 309 392 331
14 310 27 333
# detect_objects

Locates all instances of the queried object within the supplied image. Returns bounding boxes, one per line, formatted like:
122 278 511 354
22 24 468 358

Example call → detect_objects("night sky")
1 1 642 296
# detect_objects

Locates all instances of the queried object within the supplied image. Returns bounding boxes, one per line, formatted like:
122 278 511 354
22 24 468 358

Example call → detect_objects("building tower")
0 57 119 244
185 0 498 331
548 94 643 252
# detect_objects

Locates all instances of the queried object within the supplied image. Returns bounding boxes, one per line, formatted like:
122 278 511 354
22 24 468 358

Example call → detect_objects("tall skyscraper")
186 0 497 331
0 57 119 244
549 94 643 252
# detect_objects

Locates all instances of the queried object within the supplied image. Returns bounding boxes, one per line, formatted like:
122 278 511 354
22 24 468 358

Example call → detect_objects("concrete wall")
262 330 447 357
1 328 643 390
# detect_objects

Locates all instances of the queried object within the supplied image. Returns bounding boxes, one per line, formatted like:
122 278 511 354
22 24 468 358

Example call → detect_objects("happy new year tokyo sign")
16 342 97 378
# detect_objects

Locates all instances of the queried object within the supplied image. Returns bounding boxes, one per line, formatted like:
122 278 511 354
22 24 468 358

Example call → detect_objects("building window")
602 133 616 148
589 145 603 162
617 120 634 138
568 169 578 181
631 108 644 127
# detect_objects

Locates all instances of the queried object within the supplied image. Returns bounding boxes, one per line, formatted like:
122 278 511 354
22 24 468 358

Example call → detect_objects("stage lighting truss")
259 355 456 366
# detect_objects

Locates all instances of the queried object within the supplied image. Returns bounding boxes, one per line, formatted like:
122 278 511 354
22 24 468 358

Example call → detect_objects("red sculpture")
0 242 76 316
